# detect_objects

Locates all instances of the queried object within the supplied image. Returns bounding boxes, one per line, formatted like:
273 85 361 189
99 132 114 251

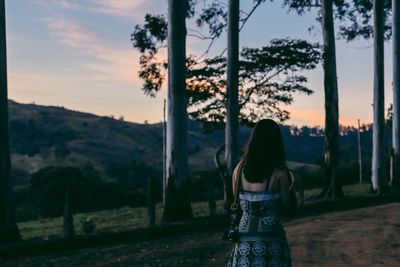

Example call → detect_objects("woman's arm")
276 169 291 211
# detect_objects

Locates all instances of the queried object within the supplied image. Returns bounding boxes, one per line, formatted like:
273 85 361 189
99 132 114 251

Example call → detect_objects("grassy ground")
5 202 399 266
18 183 371 241
303 182 370 200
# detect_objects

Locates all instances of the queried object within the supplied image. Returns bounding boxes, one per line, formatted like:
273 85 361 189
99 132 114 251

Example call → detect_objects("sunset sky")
6 0 395 127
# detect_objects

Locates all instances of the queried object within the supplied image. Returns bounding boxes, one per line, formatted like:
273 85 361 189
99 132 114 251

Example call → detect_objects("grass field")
17 183 371 241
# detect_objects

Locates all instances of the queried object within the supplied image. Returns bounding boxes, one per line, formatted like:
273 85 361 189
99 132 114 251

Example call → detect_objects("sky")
6 0 395 127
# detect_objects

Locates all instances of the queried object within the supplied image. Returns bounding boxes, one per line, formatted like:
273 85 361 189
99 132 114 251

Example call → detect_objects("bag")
222 206 242 242
222 161 244 242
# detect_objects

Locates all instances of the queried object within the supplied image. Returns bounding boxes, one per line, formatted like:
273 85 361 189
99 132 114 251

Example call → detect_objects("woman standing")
227 119 295 267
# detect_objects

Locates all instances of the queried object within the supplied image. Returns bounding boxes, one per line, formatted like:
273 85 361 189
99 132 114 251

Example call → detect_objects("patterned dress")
227 190 292 267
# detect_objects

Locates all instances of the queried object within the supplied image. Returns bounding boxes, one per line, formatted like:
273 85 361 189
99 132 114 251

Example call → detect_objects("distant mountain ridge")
7 100 372 185
7 100 248 183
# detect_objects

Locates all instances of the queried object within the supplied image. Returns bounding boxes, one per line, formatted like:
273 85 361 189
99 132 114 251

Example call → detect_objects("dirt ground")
1 203 400 267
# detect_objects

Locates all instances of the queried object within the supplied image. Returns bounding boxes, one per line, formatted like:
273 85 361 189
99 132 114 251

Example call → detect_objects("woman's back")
227 162 292 267
238 190 285 238
236 164 287 238
240 164 282 192
226 119 293 267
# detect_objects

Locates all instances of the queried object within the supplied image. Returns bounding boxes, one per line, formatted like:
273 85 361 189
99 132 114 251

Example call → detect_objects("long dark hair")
242 119 286 183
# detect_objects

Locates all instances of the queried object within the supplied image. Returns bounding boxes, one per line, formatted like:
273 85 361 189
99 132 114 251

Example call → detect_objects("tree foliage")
283 0 392 41
335 0 392 41
131 1 321 130
186 39 321 129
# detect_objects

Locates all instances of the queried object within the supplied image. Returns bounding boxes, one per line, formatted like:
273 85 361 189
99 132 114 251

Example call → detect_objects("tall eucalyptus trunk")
392 0 400 191
162 0 192 222
320 0 343 200
0 0 20 244
225 0 240 205
371 0 387 194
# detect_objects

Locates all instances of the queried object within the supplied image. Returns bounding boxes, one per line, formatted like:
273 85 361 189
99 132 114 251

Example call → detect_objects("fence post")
147 176 156 227
208 175 216 216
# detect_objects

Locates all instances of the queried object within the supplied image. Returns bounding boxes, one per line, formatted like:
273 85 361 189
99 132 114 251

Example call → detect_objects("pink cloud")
86 0 149 19
34 0 152 20
45 18 102 51
35 0 80 10
86 49 141 83
44 17 143 84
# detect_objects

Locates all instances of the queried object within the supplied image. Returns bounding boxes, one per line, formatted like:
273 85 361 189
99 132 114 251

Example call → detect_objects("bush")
17 165 149 220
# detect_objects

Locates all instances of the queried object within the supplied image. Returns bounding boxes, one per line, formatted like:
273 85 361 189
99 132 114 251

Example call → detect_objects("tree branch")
239 66 287 108
239 0 264 31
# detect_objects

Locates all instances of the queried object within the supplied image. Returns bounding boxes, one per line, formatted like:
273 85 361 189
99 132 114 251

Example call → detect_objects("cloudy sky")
6 0 394 126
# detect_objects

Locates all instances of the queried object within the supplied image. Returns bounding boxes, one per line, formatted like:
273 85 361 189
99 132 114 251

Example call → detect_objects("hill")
6 100 379 221
8 100 373 187
8 100 237 185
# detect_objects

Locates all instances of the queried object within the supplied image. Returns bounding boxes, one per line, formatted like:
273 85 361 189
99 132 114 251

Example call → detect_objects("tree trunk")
225 0 240 202
320 0 343 200
162 0 192 222
63 185 74 239
0 0 20 244
392 0 400 191
371 0 387 194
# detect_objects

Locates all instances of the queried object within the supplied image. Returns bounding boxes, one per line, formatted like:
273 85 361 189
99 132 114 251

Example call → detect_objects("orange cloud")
288 108 371 127
288 108 325 126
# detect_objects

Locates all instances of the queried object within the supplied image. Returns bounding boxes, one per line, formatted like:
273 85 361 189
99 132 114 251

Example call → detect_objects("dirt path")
2 203 400 267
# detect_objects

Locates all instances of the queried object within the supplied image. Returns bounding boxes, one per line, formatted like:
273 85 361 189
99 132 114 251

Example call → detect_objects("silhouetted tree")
162 0 193 222
321 0 341 199
371 0 387 193
225 0 240 200
284 0 343 199
334 0 393 192
0 0 20 244
392 0 400 190
334 0 392 42
132 4 321 208
131 4 321 129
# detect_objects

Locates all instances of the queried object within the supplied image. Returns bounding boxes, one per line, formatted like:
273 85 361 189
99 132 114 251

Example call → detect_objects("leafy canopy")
283 0 392 41
131 1 321 129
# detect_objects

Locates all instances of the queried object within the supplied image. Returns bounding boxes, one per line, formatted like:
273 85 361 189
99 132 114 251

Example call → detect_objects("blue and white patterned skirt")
227 238 292 267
